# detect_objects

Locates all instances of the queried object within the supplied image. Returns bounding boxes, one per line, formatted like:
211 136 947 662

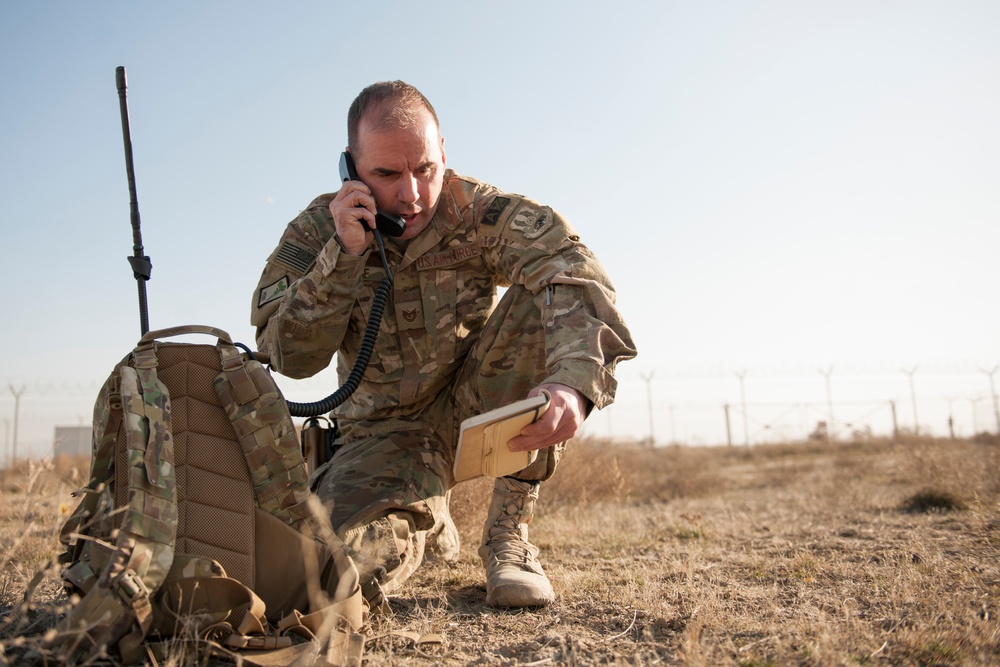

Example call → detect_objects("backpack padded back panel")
114 342 256 589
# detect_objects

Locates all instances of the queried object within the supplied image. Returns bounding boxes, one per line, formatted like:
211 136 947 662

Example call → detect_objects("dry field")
2 434 998 666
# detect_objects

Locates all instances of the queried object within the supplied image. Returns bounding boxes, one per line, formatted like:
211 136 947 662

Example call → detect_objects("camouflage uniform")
251 170 636 597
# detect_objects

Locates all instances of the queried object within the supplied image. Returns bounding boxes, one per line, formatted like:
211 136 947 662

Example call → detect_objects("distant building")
54 426 91 458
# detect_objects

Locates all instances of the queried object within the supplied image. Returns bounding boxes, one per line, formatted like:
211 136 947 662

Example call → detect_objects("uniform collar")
396 169 463 271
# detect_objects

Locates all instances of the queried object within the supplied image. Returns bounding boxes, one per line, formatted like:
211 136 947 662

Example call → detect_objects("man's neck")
387 235 411 251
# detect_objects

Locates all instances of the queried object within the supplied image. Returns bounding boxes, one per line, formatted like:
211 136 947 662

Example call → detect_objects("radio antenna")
115 66 152 335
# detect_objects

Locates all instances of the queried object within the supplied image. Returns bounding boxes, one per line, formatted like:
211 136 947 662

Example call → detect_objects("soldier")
252 80 636 609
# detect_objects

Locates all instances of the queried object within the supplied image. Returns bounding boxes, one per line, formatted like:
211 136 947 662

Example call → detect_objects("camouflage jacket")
251 170 636 422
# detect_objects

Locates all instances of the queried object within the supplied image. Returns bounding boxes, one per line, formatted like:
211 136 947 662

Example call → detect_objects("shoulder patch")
275 241 317 273
258 276 289 308
509 206 552 240
481 196 511 226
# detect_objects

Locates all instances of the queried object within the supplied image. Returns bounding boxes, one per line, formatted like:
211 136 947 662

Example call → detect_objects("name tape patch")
415 243 480 271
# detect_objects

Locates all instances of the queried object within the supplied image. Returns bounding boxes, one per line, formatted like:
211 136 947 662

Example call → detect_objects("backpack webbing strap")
150 637 364 667
276 595 366 639
214 345 315 531
158 576 272 642
154 577 365 666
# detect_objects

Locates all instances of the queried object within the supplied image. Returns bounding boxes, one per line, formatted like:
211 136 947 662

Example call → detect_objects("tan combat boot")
426 491 461 562
478 477 555 607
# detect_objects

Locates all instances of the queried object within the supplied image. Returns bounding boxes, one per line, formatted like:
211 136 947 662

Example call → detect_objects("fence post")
724 403 733 447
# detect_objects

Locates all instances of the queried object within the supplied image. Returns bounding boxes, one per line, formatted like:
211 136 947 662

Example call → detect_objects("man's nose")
397 174 419 203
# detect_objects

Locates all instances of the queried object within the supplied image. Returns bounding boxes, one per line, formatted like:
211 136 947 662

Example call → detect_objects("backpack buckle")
108 375 123 411
114 569 151 605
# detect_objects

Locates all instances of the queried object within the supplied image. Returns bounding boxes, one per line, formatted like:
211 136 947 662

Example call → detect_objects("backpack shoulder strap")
53 342 179 664
214 343 315 532
213 344 368 667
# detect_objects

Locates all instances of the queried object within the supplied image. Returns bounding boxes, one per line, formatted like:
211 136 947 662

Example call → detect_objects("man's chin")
398 215 430 240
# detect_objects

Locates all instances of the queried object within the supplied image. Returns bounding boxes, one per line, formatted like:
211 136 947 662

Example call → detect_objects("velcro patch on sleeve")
258 276 289 308
275 241 317 273
509 205 552 239
481 196 511 226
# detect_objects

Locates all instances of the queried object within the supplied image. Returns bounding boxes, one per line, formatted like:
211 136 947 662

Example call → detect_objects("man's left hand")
508 383 587 452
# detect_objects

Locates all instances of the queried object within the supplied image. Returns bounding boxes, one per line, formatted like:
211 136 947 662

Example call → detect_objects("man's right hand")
329 181 376 256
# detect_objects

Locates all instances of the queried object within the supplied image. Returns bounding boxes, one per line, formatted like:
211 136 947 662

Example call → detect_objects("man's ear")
440 137 447 167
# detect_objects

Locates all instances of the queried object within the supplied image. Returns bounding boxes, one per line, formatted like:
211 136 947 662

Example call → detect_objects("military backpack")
52 325 366 667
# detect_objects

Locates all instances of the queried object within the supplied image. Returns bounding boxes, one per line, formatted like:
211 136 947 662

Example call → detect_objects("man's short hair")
347 80 440 154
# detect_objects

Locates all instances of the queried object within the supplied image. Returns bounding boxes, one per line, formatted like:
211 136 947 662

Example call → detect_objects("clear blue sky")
2 1 998 454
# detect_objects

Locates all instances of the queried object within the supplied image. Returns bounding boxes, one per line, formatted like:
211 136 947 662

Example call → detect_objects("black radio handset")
287 153 399 418
339 152 406 237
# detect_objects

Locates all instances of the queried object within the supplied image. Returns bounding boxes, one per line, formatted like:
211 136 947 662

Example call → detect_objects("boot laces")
485 496 537 565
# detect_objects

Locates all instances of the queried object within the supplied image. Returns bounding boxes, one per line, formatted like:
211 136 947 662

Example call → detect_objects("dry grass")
3 436 999 665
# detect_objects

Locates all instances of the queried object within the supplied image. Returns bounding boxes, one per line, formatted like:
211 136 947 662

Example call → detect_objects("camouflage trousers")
309 285 564 603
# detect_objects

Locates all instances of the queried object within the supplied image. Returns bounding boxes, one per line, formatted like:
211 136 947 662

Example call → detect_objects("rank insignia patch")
395 299 424 330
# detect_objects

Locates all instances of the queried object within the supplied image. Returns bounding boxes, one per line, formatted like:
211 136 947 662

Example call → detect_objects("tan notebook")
453 391 550 482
